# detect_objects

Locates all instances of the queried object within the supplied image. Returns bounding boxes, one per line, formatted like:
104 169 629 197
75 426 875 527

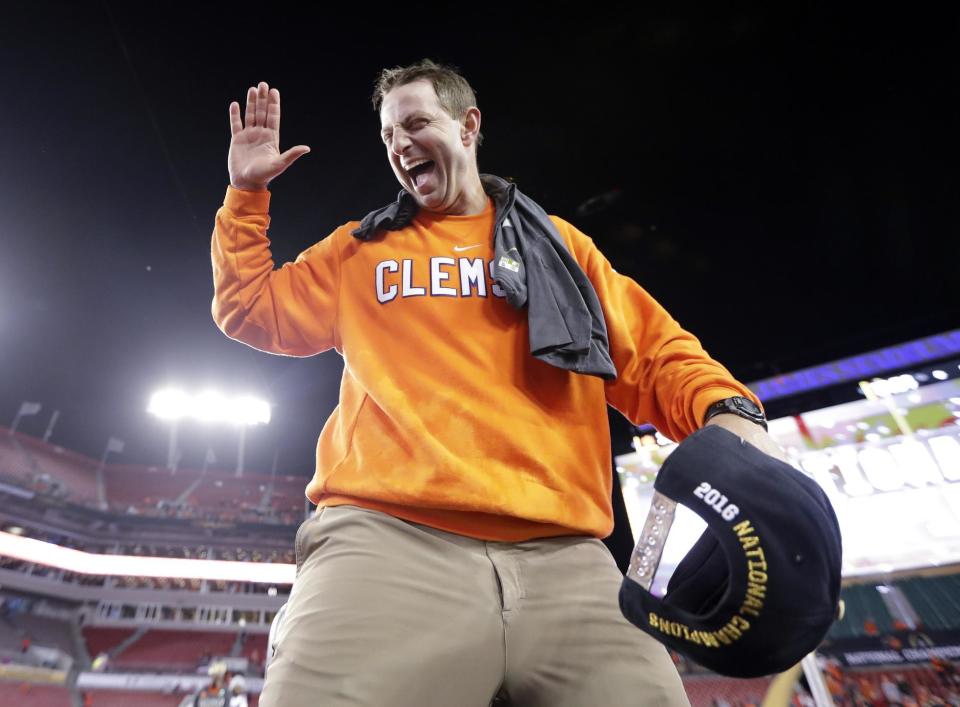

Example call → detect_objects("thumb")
279 145 310 169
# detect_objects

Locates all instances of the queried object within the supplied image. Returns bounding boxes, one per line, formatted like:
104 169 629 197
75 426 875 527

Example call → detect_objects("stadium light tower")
147 388 271 476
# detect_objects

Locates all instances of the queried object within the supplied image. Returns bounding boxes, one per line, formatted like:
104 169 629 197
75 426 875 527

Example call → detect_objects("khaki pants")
261 505 689 707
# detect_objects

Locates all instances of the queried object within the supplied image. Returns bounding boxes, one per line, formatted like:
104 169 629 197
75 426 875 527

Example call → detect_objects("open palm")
228 81 310 190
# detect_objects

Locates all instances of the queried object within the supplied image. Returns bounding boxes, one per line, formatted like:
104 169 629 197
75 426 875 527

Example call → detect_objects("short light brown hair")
372 59 483 146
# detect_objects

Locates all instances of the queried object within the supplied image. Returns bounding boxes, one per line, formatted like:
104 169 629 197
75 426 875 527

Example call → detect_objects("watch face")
734 397 762 416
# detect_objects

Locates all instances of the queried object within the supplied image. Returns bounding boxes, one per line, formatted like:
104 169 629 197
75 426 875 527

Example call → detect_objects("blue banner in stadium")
749 329 960 401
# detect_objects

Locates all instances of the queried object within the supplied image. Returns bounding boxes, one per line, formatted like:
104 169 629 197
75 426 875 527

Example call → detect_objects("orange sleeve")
211 186 341 356
552 217 762 442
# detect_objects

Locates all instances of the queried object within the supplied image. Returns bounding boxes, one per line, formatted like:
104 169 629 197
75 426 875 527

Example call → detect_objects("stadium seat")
82 627 137 660
8 684 72 707
109 630 236 670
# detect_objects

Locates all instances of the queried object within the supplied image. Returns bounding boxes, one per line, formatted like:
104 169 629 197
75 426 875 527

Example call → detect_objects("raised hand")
228 81 310 191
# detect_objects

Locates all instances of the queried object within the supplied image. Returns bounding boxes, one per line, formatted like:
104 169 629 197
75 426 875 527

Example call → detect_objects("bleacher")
184 470 264 518
104 630 236 671
5 423 957 706
897 575 960 631
4 684 72 707
80 691 183 707
1 429 284 704
103 464 197 511
4 613 75 658
81 627 137 660
237 633 268 666
0 431 99 505
0 433 28 485
826 573 960 641
1 426 305 524
0 686 258 706
680 675 772 707
835 664 960 705
828 582 896 640
0 624 268 703
268 475 309 517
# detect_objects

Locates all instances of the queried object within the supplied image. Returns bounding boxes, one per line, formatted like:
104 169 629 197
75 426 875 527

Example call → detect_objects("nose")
390 127 412 156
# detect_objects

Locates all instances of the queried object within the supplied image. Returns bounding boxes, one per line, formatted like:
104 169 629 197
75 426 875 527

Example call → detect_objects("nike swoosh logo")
453 245 481 252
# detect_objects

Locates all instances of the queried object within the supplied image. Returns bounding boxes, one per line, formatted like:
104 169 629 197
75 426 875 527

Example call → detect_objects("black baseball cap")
619 425 842 678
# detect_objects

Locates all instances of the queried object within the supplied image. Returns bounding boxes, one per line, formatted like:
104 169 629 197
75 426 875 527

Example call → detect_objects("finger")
266 88 281 132
255 82 269 129
245 86 257 128
279 145 310 170
229 101 243 137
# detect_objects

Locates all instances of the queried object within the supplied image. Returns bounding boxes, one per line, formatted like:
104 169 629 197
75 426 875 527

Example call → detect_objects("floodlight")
236 395 271 425
147 386 272 476
194 390 229 423
148 388 189 420
147 388 271 426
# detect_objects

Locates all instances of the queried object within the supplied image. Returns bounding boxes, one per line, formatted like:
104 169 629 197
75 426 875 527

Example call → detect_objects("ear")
461 107 481 148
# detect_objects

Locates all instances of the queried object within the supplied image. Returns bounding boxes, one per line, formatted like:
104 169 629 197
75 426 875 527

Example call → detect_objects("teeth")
404 159 429 172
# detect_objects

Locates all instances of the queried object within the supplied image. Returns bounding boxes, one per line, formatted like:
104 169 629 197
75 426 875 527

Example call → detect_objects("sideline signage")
820 630 960 667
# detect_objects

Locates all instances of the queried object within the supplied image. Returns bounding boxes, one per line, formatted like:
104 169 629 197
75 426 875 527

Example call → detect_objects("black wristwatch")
703 396 768 431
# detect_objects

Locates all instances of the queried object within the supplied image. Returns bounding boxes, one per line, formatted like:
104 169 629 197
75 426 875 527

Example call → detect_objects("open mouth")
407 160 436 188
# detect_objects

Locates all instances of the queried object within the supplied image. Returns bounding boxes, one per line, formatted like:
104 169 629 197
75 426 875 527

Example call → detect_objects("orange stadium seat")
103 465 198 510
109 630 236 670
186 470 264 511
10 684 72 707
82 627 138 659
80 690 183 706
0 433 32 485
238 632 268 668
2 428 307 522
2 430 99 503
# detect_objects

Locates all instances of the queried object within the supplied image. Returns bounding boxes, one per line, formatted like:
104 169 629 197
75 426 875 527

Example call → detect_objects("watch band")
703 396 768 431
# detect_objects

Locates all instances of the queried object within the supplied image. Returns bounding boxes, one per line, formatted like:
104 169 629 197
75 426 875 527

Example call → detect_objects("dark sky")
1 4 956 476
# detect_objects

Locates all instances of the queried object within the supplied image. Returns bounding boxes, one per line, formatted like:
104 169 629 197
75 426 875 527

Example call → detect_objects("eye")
381 131 392 144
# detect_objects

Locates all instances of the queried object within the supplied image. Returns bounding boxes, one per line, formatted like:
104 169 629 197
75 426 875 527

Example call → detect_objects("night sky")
2 4 956 477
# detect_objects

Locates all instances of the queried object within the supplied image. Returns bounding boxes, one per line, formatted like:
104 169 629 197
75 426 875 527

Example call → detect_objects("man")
179 661 228 707
212 60 782 706
228 674 248 707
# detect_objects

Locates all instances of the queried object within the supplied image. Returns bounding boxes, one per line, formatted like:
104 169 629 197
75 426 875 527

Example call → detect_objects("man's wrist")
229 182 269 192
224 186 271 215
703 396 767 431
705 414 788 463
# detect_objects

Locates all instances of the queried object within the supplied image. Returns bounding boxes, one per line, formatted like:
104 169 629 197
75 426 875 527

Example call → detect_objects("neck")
428 169 487 216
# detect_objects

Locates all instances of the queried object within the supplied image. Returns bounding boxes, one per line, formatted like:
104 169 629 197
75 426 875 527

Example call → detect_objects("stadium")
2 330 958 705
3 4 956 706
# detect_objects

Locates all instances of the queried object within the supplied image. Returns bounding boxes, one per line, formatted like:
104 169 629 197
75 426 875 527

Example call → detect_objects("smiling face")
379 80 483 215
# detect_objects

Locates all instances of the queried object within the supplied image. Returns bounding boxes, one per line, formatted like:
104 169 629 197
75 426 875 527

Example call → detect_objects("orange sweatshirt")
211 187 760 541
